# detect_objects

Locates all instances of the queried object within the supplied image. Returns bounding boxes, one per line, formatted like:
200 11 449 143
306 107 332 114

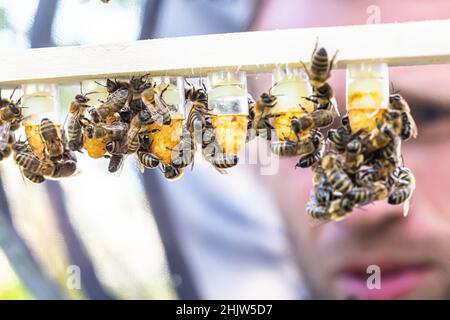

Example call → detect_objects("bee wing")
403 199 410 217
144 102 164 126
329 97 340 117
407 113 418 139
0 123 11 150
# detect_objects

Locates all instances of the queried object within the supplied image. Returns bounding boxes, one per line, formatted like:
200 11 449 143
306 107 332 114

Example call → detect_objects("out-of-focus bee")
40 118 64 161
137 151 160 171
127 109 154 153
0 88 23 126
141 83 172 126
0 131 14 161
328 197 354 220
108 154 124 173
301 41 338 88
94 87 129 122
311 167 335 206
321 153 354 194
67 93 92 151
296 131 324 168
388 167 415 206
306 199 331 221
163 163 184 180
346 181 389 206
389 93 418 140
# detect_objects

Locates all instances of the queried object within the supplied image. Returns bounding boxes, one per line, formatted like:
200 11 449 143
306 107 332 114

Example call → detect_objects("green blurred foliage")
0 7 12 30
0 280 32 300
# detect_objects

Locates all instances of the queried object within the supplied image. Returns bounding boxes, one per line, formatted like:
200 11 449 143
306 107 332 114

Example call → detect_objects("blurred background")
0 0 449 300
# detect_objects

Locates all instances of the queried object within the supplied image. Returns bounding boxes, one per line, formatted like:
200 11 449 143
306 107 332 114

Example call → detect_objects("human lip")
334 261 432 300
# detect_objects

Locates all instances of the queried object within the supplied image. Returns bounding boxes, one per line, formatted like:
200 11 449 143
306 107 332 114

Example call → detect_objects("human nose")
337 199 406 234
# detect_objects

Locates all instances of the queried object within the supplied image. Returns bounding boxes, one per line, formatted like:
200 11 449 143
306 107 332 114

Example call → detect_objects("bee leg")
328 49 339 73
300 60 312 80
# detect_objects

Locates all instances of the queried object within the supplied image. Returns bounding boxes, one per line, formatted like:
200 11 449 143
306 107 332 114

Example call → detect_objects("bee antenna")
79 82 83 95
10 86 19 100
94 81 107 88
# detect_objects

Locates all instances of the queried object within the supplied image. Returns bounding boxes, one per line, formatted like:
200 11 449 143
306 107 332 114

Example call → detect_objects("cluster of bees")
66 76 237 180
308 93 417 221
0 40 418 221
0 89 78 183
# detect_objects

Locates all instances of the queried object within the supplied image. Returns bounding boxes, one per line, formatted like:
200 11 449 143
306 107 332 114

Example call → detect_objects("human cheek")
404 143 450 218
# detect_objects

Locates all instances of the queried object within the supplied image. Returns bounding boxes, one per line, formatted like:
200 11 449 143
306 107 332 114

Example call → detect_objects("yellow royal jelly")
21 84 60 158
207 71 249 156
271 67 314 141
148 77 185 164
346 63 389 133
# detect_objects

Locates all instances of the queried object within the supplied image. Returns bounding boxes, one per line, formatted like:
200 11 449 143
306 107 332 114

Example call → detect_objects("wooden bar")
0 19 449 85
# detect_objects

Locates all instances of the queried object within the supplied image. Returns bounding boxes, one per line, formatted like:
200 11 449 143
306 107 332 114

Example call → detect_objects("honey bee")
312 167 334 206
328 197 354 220
67 93 92 151
388 167 415 206
94 87 129 122
251 92 277 130
301 41 338 88
343 137 364 174
170 127 195 169
15 152 53 177
296 131 324 168
304 82 340 116
270 139 298 157
289 109 334 139
365 123 397 154
105 139 127 155
137 151 160 170
185 81 211 143
40 118 64 161
163 163 184 180
211 154 238 174
389 93 418 140
84 121 129 141
141 83 172 126
0 128 14 161
346 181 389 206
0 88 23 126
127 110 154 153
49 159 77 179
321 153 354 194
108 154 124 173
306 199 331 221
23 169 46 184
247 93 275 142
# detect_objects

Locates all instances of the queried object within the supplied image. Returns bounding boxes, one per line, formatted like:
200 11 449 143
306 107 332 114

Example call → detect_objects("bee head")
8 103 21 115
85 125 94 138
75 94 89 104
